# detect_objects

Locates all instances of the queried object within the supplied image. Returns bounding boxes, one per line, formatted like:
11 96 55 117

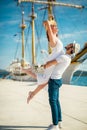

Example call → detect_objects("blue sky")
0 0 87 71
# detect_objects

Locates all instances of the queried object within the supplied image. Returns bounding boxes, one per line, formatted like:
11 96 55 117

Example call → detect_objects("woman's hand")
43 20 47 26
43 20 50 30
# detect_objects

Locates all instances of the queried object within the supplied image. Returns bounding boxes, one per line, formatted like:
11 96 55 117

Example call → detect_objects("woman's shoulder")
56 38 63 47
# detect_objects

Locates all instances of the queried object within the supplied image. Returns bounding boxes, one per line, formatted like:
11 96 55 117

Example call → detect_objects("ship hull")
62 62 80 84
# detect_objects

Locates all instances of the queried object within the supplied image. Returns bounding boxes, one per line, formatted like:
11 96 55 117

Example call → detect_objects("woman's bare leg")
22 68 37 79
27 82 48 103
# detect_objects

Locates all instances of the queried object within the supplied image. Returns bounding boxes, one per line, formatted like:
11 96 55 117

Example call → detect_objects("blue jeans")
48 78 62 125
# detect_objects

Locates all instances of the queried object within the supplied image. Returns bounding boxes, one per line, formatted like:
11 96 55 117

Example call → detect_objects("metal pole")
18 0 84 9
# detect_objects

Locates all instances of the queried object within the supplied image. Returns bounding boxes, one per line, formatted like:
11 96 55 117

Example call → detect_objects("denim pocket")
54 79 62 87
49 79 62 89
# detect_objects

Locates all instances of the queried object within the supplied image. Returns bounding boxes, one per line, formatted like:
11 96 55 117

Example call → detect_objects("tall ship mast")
30 3 37 65
21 11 26 67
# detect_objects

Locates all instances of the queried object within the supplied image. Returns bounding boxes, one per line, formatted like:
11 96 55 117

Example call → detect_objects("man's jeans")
48 78 62 125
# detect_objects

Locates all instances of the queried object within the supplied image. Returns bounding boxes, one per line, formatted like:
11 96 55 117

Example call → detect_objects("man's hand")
32 65 44 73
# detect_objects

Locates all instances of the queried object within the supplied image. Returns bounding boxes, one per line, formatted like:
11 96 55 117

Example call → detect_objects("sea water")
0 70 87 86
70 76 87 86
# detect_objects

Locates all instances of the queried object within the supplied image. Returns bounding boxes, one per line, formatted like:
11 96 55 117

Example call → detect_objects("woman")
22 20 64 130
22 19 64 92
22 20 64 86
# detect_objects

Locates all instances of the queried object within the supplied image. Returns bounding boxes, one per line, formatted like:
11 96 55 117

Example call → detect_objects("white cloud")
0 20 20 27
60 30 87 39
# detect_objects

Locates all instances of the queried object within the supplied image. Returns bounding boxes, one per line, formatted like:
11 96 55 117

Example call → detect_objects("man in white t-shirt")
26 43 80 130
46 53 71 130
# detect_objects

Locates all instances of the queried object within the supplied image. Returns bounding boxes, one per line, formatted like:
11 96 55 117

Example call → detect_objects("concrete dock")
0 79 87 130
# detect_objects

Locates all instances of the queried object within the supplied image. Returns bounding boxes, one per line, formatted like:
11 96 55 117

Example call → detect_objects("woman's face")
50 25 58 34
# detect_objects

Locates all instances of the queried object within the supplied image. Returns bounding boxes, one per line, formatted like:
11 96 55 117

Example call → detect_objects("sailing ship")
8 11 35 81
8 0 87 83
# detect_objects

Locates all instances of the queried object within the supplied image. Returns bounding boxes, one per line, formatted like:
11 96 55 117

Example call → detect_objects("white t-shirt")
37 38 64 85
51 54 71 79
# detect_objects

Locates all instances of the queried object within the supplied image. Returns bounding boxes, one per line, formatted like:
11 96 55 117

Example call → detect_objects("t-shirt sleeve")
56 55 65 63
56 55 71 64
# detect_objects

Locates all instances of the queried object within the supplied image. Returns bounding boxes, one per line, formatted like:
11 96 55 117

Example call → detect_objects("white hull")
62 62 80 84
8 60 36 81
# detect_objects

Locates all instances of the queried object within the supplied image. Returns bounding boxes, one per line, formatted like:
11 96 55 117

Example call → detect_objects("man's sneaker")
46 124 59 130
58 121 62 129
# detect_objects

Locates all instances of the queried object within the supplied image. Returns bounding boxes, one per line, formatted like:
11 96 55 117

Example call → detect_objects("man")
26 43 80 130
46 43 80 130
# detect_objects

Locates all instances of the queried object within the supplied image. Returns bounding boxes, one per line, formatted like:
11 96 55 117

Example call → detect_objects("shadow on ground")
0 125 47 130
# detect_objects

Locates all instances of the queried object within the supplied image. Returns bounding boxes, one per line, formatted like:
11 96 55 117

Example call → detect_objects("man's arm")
44 60 58 69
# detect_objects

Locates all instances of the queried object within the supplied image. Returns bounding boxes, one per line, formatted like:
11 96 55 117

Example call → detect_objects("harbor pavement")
0 79 87 130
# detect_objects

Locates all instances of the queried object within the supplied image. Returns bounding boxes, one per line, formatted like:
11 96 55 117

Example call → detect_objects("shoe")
58 121 62 129
46 124 59 130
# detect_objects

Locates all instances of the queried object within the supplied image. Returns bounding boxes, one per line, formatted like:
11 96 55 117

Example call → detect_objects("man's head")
65 43 80 55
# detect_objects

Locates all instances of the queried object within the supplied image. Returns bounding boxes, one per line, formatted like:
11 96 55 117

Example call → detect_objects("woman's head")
48 20 58 34
50 24 58 34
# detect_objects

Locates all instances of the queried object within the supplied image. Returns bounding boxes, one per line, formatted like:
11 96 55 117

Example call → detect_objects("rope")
35 8 47 59
25 22 31 59
70 62 86 84
14 33 21 59
71 70 84 83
